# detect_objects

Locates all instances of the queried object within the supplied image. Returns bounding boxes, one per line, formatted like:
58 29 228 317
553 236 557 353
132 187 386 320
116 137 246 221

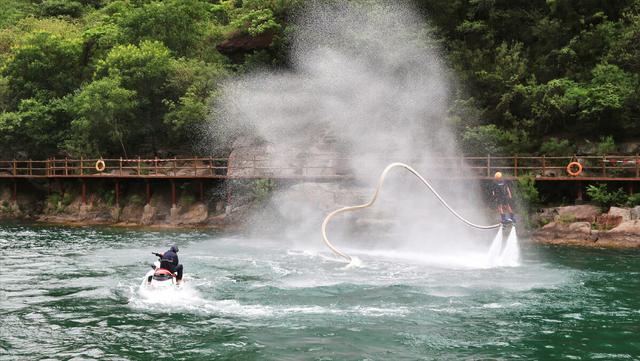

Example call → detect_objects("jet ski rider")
153 245 183 284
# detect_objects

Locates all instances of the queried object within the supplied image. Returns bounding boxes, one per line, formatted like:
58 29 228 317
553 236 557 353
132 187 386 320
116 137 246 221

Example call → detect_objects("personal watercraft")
143 255 180 289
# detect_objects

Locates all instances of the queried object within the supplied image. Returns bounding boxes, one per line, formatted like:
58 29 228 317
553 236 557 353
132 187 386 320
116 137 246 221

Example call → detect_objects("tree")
3 31 83 105
117 0 211 57
66 77 138 157
95 40 175 153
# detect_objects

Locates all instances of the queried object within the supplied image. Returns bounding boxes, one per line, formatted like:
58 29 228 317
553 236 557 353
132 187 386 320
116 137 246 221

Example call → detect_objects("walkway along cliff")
1 153 640 247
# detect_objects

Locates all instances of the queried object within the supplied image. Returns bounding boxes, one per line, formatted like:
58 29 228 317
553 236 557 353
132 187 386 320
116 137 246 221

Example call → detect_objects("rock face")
535 221 597 243
631 206 640 220
227 135 347 178
608 207 631 222
177 203 208 225
556 205 600 222
533 206 640 248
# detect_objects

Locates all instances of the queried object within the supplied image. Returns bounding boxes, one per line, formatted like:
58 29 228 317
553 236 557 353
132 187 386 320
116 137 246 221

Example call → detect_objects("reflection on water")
1 223 639 360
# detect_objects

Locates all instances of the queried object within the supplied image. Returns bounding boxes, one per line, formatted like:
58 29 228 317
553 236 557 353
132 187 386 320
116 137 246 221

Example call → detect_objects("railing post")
12 159 16 176
194 156 198 176
636 154 639 178
64 157 68 176
154 156 158 175
28 159 32 176
137 156 141 176
486 154 491 177
119 157 123 176
173 156 177 176
209 156 214 176
542 155 546 176
602 155 606 176
514 155 518 177
52 156 56 176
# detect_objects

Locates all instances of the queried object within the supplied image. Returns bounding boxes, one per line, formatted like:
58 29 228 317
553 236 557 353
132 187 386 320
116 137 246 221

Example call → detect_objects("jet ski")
143 254 180 289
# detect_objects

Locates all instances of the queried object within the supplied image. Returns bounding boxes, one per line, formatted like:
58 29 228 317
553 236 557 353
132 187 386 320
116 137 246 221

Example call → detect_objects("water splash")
500 227 521 267
487 226 520 267
487 227 504 266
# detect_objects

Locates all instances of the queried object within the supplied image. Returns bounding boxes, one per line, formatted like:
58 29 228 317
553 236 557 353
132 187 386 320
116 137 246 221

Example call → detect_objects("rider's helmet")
170 245 179 253
494 172 503 180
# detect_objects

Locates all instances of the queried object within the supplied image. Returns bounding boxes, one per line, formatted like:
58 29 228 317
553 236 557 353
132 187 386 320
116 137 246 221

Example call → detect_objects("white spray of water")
500 227 521 267
487 227 520 267
211 1 517 267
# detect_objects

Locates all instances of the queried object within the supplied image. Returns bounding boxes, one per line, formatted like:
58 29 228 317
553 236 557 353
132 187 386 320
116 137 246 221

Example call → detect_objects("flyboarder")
491 172 516 224
153 245 183 284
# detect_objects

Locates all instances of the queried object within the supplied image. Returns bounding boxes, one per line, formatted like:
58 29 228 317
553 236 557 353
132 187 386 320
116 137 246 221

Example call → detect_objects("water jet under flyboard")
321 163 520 267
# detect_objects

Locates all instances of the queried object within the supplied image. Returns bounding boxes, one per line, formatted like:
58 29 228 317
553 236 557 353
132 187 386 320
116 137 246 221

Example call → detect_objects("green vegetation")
0 0 295 158
1 0 639 158
252 178 275 201
586 183 633 209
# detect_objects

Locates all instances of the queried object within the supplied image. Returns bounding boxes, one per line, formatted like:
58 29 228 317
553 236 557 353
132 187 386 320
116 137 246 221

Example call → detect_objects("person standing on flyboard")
491 172 516 224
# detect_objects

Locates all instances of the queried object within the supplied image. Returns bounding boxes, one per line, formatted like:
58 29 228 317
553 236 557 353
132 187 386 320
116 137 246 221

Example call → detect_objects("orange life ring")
95 159 106 172
566 161 582 176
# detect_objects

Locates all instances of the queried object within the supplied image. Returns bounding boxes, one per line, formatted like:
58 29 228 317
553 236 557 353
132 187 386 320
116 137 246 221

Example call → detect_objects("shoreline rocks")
532 205 640 249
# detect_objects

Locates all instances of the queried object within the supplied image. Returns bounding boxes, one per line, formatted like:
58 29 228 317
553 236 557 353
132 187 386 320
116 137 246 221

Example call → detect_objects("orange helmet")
494 172 503 180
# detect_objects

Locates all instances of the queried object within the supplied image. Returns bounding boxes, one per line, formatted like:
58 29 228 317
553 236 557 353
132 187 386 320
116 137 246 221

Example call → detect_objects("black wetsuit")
492 180 512 205
160 249 183 281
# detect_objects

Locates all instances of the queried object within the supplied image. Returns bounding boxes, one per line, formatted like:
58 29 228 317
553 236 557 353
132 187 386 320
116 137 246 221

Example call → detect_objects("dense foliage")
0 0 296 157
1 0 639 158
419 0 640 154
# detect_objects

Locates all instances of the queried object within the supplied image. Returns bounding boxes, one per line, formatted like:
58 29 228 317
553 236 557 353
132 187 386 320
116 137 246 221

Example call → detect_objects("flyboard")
321 162 516 264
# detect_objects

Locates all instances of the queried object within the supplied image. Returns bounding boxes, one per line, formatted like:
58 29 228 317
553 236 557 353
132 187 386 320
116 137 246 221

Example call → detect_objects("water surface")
1 223 638 360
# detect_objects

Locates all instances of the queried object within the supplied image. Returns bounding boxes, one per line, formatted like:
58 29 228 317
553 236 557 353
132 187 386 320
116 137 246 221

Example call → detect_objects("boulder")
599 220 640 245
536 207 558 224
609 220 640 234
556 205 600 222
630 206 640 220
608 207 631 222
568 222 591 234
596 214 623 230
178 203 208 225
120 203 144 223
534 221 594 242
140 204 156 225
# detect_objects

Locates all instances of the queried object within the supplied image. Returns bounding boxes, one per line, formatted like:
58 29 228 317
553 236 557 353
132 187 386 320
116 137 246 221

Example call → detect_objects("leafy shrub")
516 175 539 206
586 184 626 209
626 193 640 207
596 135 616 155
252 179 275 201
62 192 75 206
128 194 144 206
180 193 196 207
40 0 83 18
540 138 575 156
557 213 576 224
103 189 115 207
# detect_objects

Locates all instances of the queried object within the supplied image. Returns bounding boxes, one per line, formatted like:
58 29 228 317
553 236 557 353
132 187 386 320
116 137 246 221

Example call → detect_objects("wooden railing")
0 157 228 177
0 155 639 179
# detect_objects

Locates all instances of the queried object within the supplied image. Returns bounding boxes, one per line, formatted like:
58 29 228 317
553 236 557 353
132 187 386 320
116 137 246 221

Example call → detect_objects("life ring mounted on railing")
95 159 106 172
566 161 582 176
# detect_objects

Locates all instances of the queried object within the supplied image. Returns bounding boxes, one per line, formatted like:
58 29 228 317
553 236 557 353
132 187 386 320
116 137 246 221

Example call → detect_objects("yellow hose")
321 162 502 262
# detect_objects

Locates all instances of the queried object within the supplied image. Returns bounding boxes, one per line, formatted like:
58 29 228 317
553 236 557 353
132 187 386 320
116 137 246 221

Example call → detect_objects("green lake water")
1 223 639 360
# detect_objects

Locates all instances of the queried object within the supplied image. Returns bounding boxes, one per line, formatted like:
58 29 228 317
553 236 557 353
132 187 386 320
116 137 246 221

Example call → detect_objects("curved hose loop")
321 162 502 262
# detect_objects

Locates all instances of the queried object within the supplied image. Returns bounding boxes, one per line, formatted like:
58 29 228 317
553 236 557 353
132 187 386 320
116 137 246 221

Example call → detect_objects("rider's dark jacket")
160 246 179 272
